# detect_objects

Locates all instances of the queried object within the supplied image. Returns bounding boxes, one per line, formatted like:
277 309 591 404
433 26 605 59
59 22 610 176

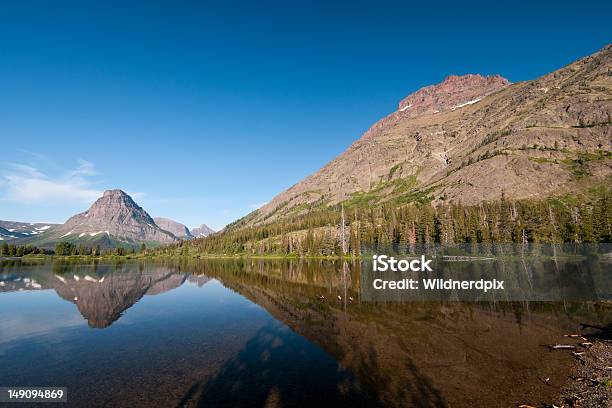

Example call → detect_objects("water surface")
0 259 610 407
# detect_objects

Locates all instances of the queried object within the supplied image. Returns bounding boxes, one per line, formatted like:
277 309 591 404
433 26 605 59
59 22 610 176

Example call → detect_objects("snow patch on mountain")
451 97 483 111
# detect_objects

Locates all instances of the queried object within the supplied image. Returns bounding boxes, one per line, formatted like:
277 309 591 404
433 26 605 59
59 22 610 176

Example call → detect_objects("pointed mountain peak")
86 189 151 222
52 189 178 245
103 189 130 197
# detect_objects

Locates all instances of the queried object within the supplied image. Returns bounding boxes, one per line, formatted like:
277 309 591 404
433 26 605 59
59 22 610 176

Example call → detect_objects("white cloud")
1 160 102 205
68 159 99 178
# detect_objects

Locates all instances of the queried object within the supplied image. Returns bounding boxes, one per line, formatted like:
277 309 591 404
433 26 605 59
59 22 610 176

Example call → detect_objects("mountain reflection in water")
0 259 610 408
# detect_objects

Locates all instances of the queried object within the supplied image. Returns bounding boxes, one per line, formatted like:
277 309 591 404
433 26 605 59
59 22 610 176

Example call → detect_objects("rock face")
15 189 179 248
154 217 194 239
244 45 612 226
191 224 215 238
396 74 510 117
55 190 178 244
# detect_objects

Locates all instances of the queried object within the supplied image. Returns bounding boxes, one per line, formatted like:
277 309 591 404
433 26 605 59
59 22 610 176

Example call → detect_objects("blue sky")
0 1 610 230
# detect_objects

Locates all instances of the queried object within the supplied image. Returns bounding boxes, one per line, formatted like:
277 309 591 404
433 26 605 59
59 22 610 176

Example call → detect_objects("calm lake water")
1 258 610 407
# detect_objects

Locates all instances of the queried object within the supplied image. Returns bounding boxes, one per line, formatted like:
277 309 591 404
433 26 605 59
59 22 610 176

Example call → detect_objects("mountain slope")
0 221 58 241
191 224 215 238
244 45 611 227
154 217 194 239
16 190 178 249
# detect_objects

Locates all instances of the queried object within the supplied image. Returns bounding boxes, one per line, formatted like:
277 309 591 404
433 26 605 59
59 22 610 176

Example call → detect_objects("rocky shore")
551 325 611 407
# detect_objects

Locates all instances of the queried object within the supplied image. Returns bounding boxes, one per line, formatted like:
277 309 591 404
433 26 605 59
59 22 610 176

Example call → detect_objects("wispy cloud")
1 159 102 205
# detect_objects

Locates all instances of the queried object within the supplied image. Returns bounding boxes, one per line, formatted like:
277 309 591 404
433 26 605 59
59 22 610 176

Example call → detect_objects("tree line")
54 242 147 256
157 188 610 257
0 242 52 257
0 241 148 257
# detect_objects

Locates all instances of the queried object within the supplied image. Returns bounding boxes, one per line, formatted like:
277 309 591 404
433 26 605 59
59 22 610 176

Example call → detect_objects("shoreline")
553 327 611 407
4 249 602 263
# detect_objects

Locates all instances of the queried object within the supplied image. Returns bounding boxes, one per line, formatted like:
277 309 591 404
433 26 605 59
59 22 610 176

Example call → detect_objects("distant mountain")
154 217 194 239
242 45 611 226
191 224 215 238
0 220 58 241
16 189 178 249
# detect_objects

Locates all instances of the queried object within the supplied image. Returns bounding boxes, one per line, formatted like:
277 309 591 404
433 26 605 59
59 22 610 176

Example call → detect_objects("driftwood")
547 344 577 351
571 351 586 363
564 333 589 341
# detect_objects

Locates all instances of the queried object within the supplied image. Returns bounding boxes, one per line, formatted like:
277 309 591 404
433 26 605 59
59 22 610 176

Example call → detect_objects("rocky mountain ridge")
8 190 217 249
154 217 194 239
191 224 215 238
397 74 510 118
244 45 611 227
13 190 179 249
57 189 178 244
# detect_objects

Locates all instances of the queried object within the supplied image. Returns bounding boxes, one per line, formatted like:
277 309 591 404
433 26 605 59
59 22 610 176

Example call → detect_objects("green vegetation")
0 241 149 259
0 242 52 257
346 172 424 208
524 150 611 180
153 185 611 258
562 150 611 179
387 163 402 179
54 241 146 257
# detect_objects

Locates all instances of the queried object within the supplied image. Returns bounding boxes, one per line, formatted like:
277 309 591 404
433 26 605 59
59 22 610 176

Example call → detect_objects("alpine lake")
1 253 610 407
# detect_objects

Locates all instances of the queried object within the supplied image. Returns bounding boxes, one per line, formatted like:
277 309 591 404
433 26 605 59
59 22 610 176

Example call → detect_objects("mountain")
243 45 611 226
191 224 215 238
16 189 178 249
154 217 194 239
0 220 58 241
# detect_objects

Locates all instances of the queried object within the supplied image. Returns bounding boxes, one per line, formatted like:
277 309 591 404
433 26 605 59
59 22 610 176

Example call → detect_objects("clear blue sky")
0 1 610 230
